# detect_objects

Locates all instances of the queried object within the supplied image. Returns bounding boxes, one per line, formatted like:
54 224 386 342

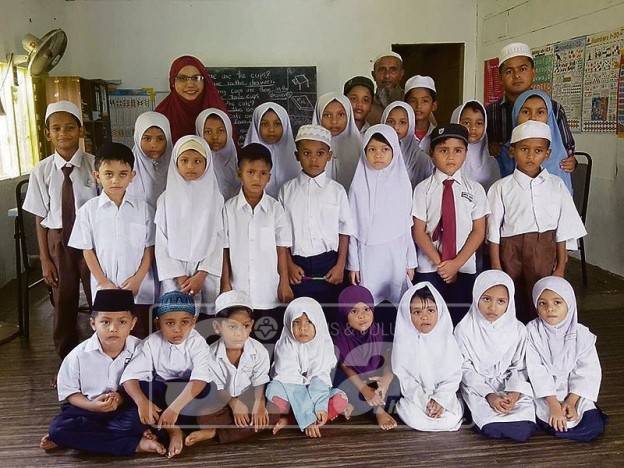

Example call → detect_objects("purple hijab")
334 285 385 374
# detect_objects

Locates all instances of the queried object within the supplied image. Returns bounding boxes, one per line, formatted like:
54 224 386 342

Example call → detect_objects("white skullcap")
510 120 551 144
178 137 207 157
499 42 533 66
215 290 253 315
295 124 332 149
373 51 403 65
404 75 436 95
45 100 83 126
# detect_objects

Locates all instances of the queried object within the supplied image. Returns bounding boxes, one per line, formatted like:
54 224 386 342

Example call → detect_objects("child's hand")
98 279 118 290
316 410 328 426
361 384 385 407
175 275 190 290
562 396 580 422
437 260 460 284
251 400 269 432
369 376 390 401
560 155 577 173
486 393 510 414
278 280 294 304
120 274 141 296
41 257 58 288
158 406 179 428
108 391 123 410
305 423 322 438
138 399 162 425
180 271 207 295
488 142 502 158
229 398 251 427
426 399 444 418
548 402 568 432
406 268 415 282
92 393 119 413
349 271 360 285
503 391 520 411
288 262 305 285
324 264 344 285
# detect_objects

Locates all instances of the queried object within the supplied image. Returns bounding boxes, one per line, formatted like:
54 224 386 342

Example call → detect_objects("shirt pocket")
320 203 340 242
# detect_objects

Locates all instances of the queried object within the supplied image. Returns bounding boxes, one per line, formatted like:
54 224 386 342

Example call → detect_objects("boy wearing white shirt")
69 142 156 338
121 291 216 459
487 120 586 322
186 290 279 445
412 124 489 325
279 125 354 318
221 143 293 343
23 101 98 357
40 289 165 456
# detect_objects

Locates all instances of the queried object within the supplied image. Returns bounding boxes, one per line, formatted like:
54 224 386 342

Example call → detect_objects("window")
0 62 38 179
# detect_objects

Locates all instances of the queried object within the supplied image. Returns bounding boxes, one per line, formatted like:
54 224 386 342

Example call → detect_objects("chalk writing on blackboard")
207 66 317 145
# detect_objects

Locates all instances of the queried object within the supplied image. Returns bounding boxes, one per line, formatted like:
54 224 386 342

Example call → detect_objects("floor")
0 259 622 467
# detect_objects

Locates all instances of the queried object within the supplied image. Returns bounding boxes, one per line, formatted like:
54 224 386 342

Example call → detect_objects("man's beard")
377 86 404 107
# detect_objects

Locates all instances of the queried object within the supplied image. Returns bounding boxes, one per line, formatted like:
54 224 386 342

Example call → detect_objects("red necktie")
432 179 456 261
61 165 75 246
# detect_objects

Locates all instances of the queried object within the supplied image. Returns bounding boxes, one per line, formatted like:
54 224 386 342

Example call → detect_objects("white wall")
477 0 624 276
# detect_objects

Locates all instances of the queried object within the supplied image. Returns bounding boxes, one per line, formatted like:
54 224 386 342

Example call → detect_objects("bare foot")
143 429 157 440
375 408 397 430
344 403 354 420
39 434 58 450
166 427 184 458
272 416 289 435
184 429 216 446
136 436 166 455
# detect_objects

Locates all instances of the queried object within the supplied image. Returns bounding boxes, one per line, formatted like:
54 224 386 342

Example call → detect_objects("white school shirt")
210 337 271 397
68 192 156 304
412 169 489 274
278 171 354 257
487 168 586 248
57 332 140 401
120 329 215 384
23 150 97 229
223 190 292 309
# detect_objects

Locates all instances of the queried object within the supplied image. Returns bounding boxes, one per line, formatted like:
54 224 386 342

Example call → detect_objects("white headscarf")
127 111 173 207
454 270 525 377
529 276 588 381
244 102 300 197
273 297 336 387
450 100 499 190
381 101 433 189
312 92 362 189
195 108 240 200
392 282 463 395
155 135 224 263
348 124 413 246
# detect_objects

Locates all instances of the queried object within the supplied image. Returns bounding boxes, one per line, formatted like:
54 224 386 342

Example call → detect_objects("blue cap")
155 291 196 317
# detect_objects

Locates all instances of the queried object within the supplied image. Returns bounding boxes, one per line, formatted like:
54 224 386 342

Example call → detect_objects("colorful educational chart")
582 29 623 132
109 88 156 147
551 36 586 131
531 44 555 94
483 58 504 106
618 47 624 138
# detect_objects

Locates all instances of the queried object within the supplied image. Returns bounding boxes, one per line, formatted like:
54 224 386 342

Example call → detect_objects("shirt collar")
298 170 328 188
512 167 549 189
84 331 136 357
433 168 464 186
236 189 269 213
216 338 256 362
54 149 83 169
97 191 136 209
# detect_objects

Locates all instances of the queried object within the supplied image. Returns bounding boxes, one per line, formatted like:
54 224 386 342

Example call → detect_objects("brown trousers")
500 230 556 323
47 229 92 358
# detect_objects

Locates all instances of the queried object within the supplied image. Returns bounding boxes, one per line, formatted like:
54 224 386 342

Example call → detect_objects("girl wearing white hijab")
454 270 537 442
313 92 363 190
126 111 173 208
265 297 349 437
392 282 463 431
244 102 300 198
450 100 500 191
382 101 433 189
195 108 240 200
347 124 417 308
527 276 607 442
154 136 224 313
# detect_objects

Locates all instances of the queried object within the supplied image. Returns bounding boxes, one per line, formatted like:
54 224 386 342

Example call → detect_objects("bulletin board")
109 88 156 148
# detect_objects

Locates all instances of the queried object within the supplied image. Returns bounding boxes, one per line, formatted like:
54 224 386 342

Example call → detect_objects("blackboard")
206 66 317 145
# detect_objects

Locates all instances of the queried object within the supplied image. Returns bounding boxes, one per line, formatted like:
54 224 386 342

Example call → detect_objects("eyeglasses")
175 75 205 83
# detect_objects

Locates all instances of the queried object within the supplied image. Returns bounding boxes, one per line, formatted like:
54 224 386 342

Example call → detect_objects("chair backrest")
15 179 40 268
571 152 592 223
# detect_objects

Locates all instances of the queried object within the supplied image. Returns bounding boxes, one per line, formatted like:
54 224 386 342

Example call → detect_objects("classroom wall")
476 0 624 277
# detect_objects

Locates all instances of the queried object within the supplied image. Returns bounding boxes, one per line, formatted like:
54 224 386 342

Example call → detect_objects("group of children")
24 40 606 458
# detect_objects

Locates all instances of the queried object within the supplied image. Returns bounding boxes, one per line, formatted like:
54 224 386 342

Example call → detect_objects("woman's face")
173 65 205 101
